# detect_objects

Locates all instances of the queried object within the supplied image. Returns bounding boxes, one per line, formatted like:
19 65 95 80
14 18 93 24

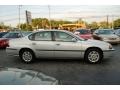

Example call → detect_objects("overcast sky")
0 5 120 27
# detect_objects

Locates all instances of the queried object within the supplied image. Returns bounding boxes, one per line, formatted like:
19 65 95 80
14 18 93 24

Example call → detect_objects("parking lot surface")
0 44 120 85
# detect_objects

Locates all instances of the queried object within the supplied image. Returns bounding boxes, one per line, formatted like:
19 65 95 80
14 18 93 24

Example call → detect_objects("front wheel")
19 49 35 63
84 48 103 64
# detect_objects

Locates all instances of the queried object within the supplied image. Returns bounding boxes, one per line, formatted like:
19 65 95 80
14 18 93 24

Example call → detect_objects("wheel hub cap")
22 51 32 62
88 51 100 62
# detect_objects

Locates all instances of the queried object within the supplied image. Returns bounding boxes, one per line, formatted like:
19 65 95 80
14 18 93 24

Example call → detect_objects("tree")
26 25 33 31
20 23 26 30
87 22 99 30
0 22 11 29
113 19 120 29
19 23 33 31
32 18 49 29
74 19 84 24
99 21 109 29
0 22 4 29
32 18 73 29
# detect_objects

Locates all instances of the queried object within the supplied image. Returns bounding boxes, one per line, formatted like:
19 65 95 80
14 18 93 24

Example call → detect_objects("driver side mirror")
74 31 80 35
94 32 99 35
72 38 77 42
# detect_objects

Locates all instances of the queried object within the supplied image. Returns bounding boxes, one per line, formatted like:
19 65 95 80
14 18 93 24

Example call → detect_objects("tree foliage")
19 23 32 31
2 18 120 31
114 19 120 29
86 22 99 30
32 18 72 29
99 21 109 29
0 22 11 29
32 18 49 29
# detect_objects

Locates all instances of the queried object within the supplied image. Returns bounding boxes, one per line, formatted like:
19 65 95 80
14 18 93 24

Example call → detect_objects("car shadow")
34 58 85 64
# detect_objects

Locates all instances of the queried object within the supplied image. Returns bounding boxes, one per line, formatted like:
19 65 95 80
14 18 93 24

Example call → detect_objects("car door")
29 31 54 58
53 31 82 58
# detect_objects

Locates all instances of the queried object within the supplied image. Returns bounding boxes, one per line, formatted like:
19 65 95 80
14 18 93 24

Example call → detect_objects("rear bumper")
0 44 8 48
6 47 19 56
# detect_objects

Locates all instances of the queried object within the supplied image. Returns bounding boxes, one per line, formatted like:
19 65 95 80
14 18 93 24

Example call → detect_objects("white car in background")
6 30 115 64
93 29 120 44
115 29 120 37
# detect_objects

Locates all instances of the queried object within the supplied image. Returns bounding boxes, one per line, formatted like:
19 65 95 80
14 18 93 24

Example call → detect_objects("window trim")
28 31 53 41
53 31 78 42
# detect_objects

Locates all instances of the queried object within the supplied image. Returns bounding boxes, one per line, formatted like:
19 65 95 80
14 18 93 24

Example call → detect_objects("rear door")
29 31 54 58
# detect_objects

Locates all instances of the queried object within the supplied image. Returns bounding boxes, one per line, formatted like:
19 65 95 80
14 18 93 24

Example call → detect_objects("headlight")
109 44 113 49
102 37 108 40
117 37 120 40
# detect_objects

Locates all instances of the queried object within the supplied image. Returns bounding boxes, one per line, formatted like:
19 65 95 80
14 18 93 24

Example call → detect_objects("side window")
29 31 52 41
54 32 75 42
11 33 20 38
94 30 98 34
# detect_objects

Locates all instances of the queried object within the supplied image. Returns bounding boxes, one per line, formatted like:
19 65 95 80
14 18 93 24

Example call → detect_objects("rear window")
2 33 21 38
76 30 91 34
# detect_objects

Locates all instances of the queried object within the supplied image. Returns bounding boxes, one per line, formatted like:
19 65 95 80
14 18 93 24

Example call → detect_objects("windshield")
76 30 91 34
98 30 114 34
117 30 120 34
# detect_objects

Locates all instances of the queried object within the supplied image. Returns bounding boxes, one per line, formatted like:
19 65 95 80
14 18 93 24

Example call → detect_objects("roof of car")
34 29 70 33
76 29 89 30
97 29 114 30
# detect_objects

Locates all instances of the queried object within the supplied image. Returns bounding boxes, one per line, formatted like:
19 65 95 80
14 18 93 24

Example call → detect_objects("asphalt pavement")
0 44 120 85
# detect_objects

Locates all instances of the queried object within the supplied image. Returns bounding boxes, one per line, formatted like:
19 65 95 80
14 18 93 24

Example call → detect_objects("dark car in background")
0 32 8 38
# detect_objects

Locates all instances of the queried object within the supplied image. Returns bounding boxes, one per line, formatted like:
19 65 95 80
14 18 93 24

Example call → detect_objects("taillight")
6 40 9 47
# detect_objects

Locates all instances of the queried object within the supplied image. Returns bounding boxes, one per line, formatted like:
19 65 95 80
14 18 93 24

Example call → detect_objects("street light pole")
18 5 22 30
112 15 114 29
48 5 51 30
106 15 109 28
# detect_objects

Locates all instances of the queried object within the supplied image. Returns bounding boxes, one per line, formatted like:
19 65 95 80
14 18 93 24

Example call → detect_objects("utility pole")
18 5 22 30
48 5 51 30
112 15 114 29
106 15 109 28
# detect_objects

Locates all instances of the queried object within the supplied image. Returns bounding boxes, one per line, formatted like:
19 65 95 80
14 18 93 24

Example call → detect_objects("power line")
66 15 120 19
1 18 25 22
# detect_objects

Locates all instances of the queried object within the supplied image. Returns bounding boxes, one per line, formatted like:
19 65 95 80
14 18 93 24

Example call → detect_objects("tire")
84 48 103 64
19 49 35 63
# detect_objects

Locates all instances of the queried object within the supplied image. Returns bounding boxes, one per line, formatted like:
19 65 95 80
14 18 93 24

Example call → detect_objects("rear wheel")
19 49 35 63
84 48 103 64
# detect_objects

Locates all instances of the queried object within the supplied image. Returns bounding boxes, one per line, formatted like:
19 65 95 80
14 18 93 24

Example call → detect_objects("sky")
0 5 120 27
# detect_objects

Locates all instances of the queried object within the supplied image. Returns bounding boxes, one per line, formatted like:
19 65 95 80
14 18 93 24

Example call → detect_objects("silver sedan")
93 29 120 44
6 30 115 64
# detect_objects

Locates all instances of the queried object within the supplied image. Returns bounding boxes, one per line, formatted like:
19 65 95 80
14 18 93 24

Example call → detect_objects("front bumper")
103 49 115 58
103 39 120 44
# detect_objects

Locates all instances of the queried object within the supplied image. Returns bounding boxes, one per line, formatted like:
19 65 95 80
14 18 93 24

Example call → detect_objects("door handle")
56 44 60 46
32 43 36 45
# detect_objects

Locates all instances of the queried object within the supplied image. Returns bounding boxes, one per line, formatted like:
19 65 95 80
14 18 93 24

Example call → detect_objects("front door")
53 31 82 58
